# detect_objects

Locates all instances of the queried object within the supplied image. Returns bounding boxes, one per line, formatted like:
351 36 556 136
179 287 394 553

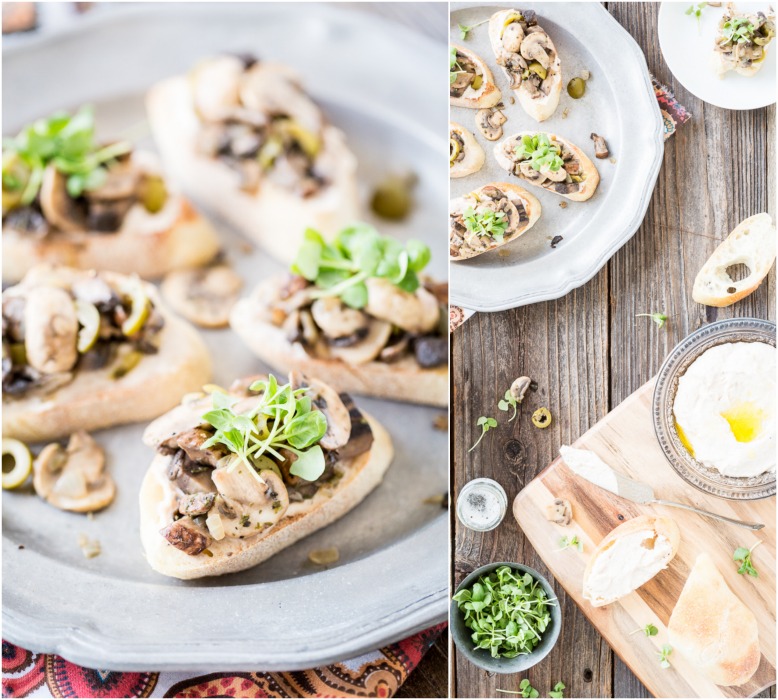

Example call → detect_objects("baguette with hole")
450 122 485 178
450 45 502 109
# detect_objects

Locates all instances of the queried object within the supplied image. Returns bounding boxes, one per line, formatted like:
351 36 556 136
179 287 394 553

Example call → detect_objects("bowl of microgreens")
451 562 561 673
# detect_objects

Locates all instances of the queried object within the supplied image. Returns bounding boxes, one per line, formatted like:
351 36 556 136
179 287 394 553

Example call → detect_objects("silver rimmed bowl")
653 318 776 500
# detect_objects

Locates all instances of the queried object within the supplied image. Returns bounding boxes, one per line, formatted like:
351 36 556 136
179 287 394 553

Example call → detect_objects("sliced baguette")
692 213 776 307
450 122 485 178
450 45 502 109
668 552 760 687
582 514 680 607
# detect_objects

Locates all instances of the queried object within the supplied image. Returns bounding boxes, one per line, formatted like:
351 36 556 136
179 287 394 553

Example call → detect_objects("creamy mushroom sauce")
714 5 775 74
2 271 163 398
503 135 586 196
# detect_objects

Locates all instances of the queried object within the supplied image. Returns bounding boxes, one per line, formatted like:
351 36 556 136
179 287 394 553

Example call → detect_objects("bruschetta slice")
2 265 211 443
450 182 541 260
450 45 502 109
450 122 486 178
713 4 775 77
489 9 562 122
230 226 447 407
146 55 359 263
495 132 600 201
2 107 220 284
139 373 393 579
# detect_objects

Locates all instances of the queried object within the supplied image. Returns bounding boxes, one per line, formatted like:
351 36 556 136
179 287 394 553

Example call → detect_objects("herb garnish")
469 416 497 452
685 3 708 31
720 15 756 44
515 133 564 173
291 225 430 309
498 388 519 421
658 644 673 669
734 541 761 577
463 206 508 242
636 312 668 329
453 565 556 659
550 682 566 698
201 375 328 483
630 623 658 637
2 106 131 206
458 19 489 40
558 534 583 552
450 46 464 85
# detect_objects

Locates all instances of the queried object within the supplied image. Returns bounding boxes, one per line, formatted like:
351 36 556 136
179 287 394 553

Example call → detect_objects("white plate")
658 1 777 110
2 3 449 672
449 2 664 312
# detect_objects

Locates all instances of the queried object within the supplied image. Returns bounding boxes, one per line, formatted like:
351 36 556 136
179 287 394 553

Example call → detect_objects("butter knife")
560 446 765 531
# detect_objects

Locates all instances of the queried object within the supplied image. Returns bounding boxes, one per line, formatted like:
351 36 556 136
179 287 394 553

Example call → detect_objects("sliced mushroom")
520 32 552 71
32 431 115 513
590 133 610 159
289 371 351 450
510 376 532 403
24 286 79 374
541 165 568 183
519 160 546 183
364 278 440 335
161 516 212 555
335 393 375 461
179 491 216 516
39 164 86 232
191 55 245 122
502 21 525 53
176 427 228 468
84 160 139 202
330 319 392 366
310 297 369 339
161 265 243 329
545 498 573 526
414 336 447 368
476 107 507 141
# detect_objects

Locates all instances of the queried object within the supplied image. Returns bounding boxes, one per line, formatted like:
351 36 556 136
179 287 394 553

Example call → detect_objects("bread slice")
692 213 776 307
582 514 680 607
450 45 502 109
139 412 393 579
668 552 760 686
450 122 485 178
488 9 562 122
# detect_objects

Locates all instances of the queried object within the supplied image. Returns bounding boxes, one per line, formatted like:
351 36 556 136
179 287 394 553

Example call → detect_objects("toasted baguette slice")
450 122 486 178
692 213 776 307
449 182 541 260
146 73 358 264
2 267 212 443
495 132 600 202
140 412 393 579
582 515 680 607
450 45 502 109
669 553 760 686
488 10 562 122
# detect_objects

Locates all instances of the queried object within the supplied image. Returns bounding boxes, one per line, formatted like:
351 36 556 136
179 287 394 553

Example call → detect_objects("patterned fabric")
2 624 445 699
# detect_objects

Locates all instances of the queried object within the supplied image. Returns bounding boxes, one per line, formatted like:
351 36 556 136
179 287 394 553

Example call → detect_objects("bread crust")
488 10 562 122
582 514 680 607
146 76 359 264
2 269 212 442
668 552 760 686
692 213 776 307
229 292 447 407
494 132 600 202
450 45 502 109
139 413 393 579
449 181 542 260
450 122 486 178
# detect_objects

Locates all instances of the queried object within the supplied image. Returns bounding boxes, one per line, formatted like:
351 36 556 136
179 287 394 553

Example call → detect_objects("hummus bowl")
653 318 776 500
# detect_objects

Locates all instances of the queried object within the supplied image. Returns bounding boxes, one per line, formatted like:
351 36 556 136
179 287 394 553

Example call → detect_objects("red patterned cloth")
2 624 445 698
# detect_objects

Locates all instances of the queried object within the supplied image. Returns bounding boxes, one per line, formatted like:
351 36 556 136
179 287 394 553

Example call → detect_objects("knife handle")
653 499 765 530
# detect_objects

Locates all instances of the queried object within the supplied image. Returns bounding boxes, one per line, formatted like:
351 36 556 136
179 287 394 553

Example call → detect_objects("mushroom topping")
364 278 440 335
502 21 525 53
161 516 212 555
191 55 244 122
23 286 79 374
414 336 448 368
519 161 545 183
329 319 393 366
545 498 573 526
476 107 508 141
335 393 375 461
161 265 243 329
541 164 568 183
590 133 610 159
290 372 352 451
32 431 115 512
39 164 86 232
310 297 369 340
178 491 216 516
510 376 532 403
520 32 552 70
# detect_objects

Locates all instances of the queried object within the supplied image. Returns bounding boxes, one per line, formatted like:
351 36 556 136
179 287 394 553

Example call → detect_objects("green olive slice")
450 137 462 164
2 438 32 490
528 61 548 80
75 300 101 353
139 174 168 214
120 277 150 337
471 74 483 91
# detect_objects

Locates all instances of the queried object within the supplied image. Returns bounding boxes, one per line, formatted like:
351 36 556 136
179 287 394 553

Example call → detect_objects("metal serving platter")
2 3 448 672
449 2 665 312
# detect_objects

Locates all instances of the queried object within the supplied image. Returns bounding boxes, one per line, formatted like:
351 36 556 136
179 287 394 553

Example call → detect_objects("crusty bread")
488 10 562 122
449 181 542 261
450 122 486 178
583 515 680 607
668 552 760 687
229 290 447 407
2 268 212 442
450 45 502 109
692 213 776 307
146 76 358 264
494 132 600 202
139 413 393 579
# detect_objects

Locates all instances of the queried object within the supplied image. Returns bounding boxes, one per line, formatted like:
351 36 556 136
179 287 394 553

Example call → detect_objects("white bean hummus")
673 341 776 478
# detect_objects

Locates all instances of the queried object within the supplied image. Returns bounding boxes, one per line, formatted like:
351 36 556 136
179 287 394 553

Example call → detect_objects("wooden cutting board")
513 379 776 698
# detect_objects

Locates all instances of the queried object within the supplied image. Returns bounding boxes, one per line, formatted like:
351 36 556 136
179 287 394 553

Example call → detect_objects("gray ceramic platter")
450 2 665 312
2 3 448 672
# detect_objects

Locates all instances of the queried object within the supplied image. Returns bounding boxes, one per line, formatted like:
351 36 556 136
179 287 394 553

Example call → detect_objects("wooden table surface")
452 2 776 698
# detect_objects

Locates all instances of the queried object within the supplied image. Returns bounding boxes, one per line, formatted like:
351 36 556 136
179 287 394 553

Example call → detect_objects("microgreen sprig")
549 682 566 699
498 388 519 421
636 312 668 329
685 3 708 31
469 416 497 452
658 644 673 669
463 207 508 242
515 133 564 173
720 15 756 44
450 46 464 85
558 535 583 552
630 623 658 637
291 225 430 309
734 541 761 577
201 375 328 483
458 18 489 40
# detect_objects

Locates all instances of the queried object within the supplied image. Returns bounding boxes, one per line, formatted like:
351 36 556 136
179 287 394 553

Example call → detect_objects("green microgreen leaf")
549 682 566 698
734 541 761 577
498 388 519 422
658 644 673 669
458 18 489 40
686 3 708 31
636 312 668 329
514 133 564 173
463 206 509 242
630 623 659 637
558 535 583 552
469 415 497 452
